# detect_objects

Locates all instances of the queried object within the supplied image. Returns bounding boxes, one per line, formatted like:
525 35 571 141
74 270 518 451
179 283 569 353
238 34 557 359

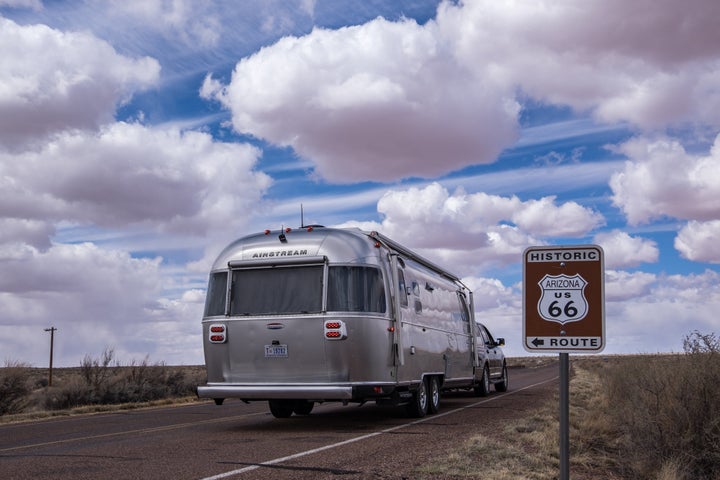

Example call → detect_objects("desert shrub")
44 376 95 410
0 361 32 415
113 357 192 403
80 347 116 390
42 350 202 410
601 331 720 478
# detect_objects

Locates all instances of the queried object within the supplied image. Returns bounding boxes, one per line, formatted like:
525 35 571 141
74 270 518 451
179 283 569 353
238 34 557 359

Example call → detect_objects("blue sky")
1 0 719 366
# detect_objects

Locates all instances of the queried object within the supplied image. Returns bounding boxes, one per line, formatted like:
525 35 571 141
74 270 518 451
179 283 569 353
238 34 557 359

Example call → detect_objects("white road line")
199 376 558 480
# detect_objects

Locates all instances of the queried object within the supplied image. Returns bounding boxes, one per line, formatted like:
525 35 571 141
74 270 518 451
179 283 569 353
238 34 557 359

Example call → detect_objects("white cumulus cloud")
209 16 520 182
0 17 160 150
594 230 659 269
0 122 270 238
675 220 720 264
610 135 720 225
341 182 604 275
439 0 720 130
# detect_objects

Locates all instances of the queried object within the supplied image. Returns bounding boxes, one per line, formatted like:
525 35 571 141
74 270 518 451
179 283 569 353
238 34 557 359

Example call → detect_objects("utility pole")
44 327 57 387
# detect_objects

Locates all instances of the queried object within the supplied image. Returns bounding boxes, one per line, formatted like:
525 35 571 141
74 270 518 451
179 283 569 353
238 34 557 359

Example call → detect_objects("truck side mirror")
496 338 505 347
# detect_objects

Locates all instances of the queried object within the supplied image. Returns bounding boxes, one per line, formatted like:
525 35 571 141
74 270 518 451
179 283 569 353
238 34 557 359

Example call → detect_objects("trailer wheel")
474 365 490 397
293 400 314 415
268 399 294 418
427 376 441 414
407 379 429 418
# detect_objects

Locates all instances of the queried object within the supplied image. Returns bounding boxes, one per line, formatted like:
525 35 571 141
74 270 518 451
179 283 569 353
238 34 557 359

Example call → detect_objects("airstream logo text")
252 249 308 258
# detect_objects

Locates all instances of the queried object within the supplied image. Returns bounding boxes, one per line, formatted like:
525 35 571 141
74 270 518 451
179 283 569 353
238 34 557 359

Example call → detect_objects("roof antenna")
300 204 305 228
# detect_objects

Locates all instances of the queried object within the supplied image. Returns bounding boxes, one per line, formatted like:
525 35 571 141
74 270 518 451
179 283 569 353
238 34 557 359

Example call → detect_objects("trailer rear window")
204 271 228 317
327 266 386 313
230 266 323 315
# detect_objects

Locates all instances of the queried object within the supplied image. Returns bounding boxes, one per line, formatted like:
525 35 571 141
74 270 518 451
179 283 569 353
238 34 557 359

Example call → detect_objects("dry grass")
416 331 720 479
416 362 594 480
598 333 720 479
416 433 556 480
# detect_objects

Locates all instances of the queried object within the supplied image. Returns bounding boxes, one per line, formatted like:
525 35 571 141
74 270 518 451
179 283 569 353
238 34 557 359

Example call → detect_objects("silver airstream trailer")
197 226 507 418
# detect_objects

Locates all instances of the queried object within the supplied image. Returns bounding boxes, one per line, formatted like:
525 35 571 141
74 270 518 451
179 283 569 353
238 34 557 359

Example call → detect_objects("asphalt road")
0 364 559 480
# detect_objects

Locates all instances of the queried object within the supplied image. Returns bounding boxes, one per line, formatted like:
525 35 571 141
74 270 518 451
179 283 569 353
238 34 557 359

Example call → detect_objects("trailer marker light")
264 229 271 235
387 326 395 332
210 325 225 333
325 331 341 338
373 386 383 394
325 322 341 329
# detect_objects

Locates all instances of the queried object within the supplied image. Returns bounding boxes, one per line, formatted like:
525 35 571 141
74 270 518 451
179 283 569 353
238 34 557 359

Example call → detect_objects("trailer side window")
458 294 471 334
327 266 386 313
204 271 228 317
397 269 408 308
230 266 323 315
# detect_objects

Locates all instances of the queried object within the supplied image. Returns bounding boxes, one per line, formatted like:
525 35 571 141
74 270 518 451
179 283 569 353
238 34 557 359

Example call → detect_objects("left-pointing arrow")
531 337 544 347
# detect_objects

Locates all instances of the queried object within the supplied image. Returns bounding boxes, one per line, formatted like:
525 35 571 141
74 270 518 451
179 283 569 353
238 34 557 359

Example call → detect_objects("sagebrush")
0 349 206 417
0 360 33 415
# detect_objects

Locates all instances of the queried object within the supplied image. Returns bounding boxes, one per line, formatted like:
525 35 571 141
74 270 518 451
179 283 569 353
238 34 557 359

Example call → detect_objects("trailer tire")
406 379 429 418
474 365 490 397
268 399 294 418
293 400 314 415
427 376 440 414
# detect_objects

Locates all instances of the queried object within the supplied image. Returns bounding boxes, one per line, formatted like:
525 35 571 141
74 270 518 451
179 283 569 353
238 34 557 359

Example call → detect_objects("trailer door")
390 256 409 366
458 292 475 368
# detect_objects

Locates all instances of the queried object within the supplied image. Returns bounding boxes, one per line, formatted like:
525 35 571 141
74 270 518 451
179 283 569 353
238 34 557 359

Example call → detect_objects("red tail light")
323 320 347 341
208 324 227 344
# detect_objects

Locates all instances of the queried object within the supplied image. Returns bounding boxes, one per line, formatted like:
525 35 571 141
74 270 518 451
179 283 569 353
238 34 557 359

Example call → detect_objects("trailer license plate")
264 345 288 358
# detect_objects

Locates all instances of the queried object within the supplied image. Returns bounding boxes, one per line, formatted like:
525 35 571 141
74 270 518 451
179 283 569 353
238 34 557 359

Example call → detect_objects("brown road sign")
523 245 605 353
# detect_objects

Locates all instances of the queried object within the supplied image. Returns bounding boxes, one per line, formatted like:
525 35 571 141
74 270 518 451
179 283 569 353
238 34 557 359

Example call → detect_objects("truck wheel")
293 400 314 415
268 399 294 418
474 365 490 397
427 376 440 414
495 364 509 392
406 379 428 418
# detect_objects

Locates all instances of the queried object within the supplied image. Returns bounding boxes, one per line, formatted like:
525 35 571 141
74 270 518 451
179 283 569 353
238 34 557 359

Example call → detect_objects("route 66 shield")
537 273 588 324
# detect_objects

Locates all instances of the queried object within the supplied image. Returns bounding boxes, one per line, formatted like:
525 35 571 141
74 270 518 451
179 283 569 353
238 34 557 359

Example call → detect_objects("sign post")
523 245 605 480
